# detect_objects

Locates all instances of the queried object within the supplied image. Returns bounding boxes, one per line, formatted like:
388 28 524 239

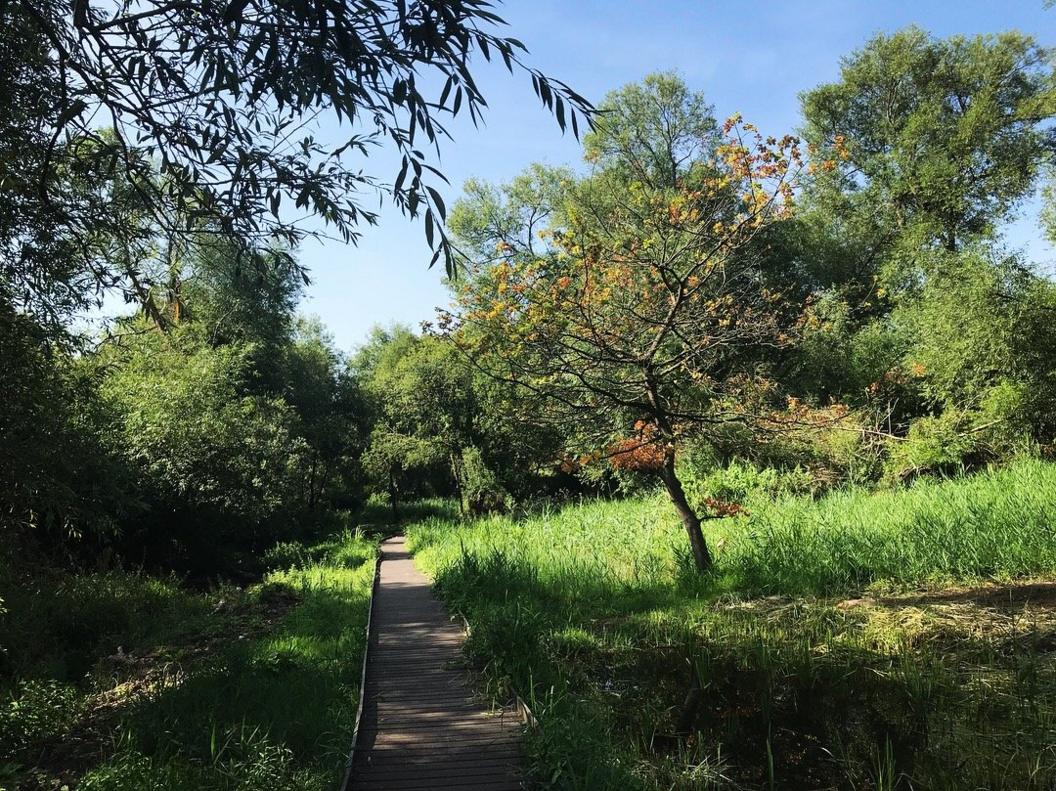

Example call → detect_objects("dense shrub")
0 679 84 759
460 446 511 515
680 458 815 508
95 328 310 566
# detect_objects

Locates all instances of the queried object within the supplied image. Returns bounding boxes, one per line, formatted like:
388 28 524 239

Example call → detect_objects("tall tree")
801 28 1055 268
355 328 479 517
448 77 804 571
778 27 1056 438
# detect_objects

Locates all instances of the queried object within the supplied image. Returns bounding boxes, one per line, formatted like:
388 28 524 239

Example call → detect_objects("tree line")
423 30 1056 570
3 18 1056 577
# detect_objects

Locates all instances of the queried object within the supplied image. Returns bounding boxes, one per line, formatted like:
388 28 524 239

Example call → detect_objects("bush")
461 446 511 515
97 327 310 567
0 565 209 682
679 457 815 510
0 679 84 758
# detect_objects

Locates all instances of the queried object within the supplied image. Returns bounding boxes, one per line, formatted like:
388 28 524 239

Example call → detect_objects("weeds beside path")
407 460 1056 789
0 530 377 791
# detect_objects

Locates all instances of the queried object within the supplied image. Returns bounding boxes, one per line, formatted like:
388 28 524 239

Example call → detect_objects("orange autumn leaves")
609 420 667 473
457 114 806 331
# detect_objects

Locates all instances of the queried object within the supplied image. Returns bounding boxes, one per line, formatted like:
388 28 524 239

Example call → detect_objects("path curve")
348 535 522 790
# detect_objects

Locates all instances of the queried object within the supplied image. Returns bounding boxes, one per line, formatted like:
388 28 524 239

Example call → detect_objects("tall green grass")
411 458 1056 598
0 531 376 790
732 459 1056 594
408 459 1056 789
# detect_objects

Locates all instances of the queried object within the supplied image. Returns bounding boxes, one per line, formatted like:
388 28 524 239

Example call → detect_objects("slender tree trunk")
388 468 399 524
306 455 318 510
641 369 713 572
659 453 712 572
450 451 465 518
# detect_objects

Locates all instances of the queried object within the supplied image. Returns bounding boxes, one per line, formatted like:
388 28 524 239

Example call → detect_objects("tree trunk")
640 369 712 572
659 454 712 572
388 468 399 524
450 451 465 518
306 455 318 510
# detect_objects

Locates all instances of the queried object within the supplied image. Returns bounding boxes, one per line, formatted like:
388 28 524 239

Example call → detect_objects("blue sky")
297 0 1056 352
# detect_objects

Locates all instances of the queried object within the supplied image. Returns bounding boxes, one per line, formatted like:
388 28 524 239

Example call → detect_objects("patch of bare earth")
842 579 1056 611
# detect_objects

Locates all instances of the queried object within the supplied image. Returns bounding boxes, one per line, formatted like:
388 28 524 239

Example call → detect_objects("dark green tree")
801 28 1055 267
3 0 592 330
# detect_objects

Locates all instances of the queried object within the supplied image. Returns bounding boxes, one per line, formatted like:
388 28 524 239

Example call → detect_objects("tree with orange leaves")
445 74 804 572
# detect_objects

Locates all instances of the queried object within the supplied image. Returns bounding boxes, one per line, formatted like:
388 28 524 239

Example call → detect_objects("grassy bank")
0 529 376 790
408 459 1056 789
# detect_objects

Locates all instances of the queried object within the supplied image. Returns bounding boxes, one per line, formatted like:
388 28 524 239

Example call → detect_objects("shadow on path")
349 536 522 790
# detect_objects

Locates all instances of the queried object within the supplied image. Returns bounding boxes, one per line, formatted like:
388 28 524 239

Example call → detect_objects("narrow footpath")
348 535 522 791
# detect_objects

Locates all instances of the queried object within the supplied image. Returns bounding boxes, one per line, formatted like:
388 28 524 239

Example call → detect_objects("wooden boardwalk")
347 535 522 790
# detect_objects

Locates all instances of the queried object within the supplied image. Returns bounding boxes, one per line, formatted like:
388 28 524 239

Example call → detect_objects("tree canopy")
801 28 1055 263
1 0 592 330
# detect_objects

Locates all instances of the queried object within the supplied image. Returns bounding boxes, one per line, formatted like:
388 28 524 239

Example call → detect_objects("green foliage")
679 458 815 508
280 320 365 510
352 324 552 512
182 240 302 351
410 457 1056 604
355 327 461 506
448 164 574 262
2 223 365 565
261 528 371 573
896 249 1056 450
77 735 310 791
884 411 984 478
0 561 208 682
0 298 129 540
408 462 1056 788
802 27 1054 257
96 327 307 563
582 71 719 188
2 1 591 327
782 28 1056 479
5 20 1056 789
1 531 375 789
790 291 907 402
0 679 83 758
1043 167 1056 245
460 446 511 514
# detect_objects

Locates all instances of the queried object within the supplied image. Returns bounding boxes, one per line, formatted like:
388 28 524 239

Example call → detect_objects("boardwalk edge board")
338 545 382 791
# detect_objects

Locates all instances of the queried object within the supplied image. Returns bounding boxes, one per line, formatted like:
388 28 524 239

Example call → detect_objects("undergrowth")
0 530 376 790
408 458 1056 789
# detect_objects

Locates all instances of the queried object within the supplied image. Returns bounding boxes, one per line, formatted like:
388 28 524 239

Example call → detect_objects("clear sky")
296 0 1056 352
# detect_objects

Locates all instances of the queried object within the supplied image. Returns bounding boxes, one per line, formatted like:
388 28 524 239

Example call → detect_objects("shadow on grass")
428 544 1056 790
1 537 376 791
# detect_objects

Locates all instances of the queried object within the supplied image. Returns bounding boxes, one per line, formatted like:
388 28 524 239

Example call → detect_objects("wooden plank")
347 535 522 790
355 767 520 782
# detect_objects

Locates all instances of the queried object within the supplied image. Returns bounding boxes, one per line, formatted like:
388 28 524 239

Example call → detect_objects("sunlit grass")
408 459 1056 789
